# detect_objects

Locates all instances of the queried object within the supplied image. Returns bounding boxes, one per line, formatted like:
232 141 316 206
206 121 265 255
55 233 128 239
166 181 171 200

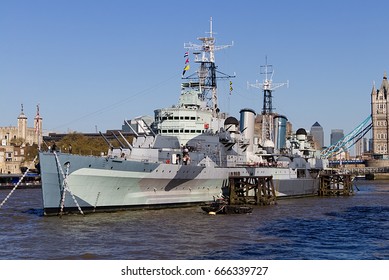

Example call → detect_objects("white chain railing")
53 151 84 216
0 155 38 209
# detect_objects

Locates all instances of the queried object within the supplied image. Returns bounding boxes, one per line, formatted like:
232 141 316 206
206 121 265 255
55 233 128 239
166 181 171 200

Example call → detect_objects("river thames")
0 179 388 260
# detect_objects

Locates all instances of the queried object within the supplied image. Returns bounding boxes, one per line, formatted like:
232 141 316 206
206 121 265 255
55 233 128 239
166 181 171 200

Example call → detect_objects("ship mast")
183 17 233 117
248 57 288 145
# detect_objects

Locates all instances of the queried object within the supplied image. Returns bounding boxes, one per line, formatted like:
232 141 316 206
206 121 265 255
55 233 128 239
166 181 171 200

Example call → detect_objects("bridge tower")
371 72 389 156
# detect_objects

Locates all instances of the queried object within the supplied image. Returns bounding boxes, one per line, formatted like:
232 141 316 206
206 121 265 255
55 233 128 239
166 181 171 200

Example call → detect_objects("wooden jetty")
201 175 275 215
228 175 276 205
318 173 354 196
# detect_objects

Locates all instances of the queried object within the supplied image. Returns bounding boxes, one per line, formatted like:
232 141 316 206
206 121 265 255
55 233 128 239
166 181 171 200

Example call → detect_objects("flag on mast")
182 64 190 76
182 51 190 76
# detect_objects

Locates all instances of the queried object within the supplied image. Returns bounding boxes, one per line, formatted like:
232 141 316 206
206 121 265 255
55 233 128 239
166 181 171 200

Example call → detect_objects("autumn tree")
54 133 109 156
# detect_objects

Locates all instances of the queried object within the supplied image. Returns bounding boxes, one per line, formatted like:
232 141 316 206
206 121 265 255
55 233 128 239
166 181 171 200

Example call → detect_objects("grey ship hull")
39 152 319 215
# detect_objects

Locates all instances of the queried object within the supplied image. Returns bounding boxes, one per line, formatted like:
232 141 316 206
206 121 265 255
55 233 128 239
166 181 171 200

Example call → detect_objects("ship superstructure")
153 17 234 146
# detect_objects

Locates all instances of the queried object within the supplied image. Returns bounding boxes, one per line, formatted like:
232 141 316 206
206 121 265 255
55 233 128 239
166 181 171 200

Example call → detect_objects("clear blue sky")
1 0 386 146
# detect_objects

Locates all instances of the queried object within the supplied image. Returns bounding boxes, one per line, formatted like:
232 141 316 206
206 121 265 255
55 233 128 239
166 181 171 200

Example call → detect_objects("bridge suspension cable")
320 115 372 159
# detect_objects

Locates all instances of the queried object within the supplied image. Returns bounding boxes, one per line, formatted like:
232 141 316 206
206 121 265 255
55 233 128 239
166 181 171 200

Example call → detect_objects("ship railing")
233 162 289 168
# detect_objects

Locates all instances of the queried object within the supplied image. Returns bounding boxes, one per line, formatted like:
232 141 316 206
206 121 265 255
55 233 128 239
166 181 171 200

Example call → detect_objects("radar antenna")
247 57 288 145
183 17 234 117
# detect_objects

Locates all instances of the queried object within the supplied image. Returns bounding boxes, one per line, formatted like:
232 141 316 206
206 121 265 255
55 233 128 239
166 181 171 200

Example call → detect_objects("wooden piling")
318 173 354 196
228 175 276 205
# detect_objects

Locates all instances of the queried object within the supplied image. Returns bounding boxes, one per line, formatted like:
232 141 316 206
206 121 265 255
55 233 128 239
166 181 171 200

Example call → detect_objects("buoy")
208 211 216 215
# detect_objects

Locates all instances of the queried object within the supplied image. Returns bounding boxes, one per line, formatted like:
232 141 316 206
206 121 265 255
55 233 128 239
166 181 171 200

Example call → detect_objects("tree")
23 143 39 162
10 137 25 146
54 133 109 156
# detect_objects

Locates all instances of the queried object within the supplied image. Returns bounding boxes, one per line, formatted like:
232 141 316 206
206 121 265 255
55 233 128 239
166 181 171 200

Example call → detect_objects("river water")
0 180 388 260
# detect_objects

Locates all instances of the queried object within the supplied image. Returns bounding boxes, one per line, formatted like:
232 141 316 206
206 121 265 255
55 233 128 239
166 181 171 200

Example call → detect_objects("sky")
1 0 387 146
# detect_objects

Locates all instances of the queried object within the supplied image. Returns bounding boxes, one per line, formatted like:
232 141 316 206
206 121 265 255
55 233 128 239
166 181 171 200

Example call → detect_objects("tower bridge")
320 115 372 159
328 159 366 165
322 72 389 163
327 159 378 177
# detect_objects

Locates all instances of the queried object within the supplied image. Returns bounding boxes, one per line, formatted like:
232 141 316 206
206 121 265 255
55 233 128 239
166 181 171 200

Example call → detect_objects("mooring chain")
0 155 38 210
54 151 70 216
58 166 68 216
53 151 84 215
59 161 70 215
59 161 85 216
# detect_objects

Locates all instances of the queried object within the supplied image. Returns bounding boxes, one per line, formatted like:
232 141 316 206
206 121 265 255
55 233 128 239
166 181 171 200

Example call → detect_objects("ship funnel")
239 108 256 153
274 115 288 152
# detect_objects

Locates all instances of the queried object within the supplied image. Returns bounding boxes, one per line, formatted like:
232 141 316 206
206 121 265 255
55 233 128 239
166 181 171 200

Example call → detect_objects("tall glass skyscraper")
330 129 344 146
310 121 324 149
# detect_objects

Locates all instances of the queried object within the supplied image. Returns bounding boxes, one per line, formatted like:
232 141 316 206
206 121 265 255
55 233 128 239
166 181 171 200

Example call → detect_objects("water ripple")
1 182 389 259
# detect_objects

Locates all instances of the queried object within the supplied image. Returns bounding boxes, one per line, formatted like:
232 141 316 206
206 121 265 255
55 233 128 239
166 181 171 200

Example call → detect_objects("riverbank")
0 173 41 189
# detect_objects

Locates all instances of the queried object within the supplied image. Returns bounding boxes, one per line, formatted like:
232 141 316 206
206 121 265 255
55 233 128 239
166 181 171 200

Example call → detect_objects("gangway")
320 115 372 159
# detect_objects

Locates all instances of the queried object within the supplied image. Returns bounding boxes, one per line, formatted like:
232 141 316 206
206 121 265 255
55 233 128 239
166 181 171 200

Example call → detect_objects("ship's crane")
183 17 234 117
247 57 288 146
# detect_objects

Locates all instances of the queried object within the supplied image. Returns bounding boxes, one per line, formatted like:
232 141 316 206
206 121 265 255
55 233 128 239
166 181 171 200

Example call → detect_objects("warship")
38 19 327 215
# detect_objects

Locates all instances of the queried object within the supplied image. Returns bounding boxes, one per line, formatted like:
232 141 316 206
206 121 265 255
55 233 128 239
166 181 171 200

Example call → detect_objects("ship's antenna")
208 17 213 38
183 17 234 117
247 57 288 145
